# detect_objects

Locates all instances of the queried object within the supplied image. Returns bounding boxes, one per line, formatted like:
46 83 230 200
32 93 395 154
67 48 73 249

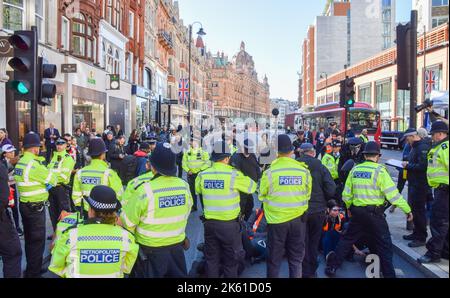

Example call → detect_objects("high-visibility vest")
72 159 123 210
120 175 193 248
48 223 138 278
342 161 411 214
121 171 154 208
14 152 57 203
259 157 311 224
360 135 369 143
323 214 344 232
427 140 449 188
48 151 75 185
195 162 256 221
182 147 210 174
322 153 339 180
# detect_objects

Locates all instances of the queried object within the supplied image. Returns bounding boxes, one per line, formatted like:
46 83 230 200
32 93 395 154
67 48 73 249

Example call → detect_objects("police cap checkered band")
86 196 119 211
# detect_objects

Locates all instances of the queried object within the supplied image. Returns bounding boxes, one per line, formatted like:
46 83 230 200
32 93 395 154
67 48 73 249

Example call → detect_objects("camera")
415 98 433 113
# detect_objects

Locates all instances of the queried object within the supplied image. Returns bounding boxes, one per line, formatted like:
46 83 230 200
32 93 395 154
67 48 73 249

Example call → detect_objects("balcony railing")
157 30 173 49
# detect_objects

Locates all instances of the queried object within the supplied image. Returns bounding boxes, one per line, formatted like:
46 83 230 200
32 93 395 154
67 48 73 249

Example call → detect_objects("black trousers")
19 202 47 278
48 185 71 231
0 210 22 278
267 215 306 278
177 159 183 178
45 144 55 164
240 193 254 221
329 206 396 278
132 242 187 278
408 185 428 242
187 173 203 210
204 219 244 278
397 171 406 193
303 211 326 277
426 186 449 258
334 179 343 207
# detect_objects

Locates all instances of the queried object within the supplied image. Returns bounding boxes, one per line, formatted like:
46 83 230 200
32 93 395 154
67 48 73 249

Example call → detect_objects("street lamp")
188 22 206 139
320 72 328 104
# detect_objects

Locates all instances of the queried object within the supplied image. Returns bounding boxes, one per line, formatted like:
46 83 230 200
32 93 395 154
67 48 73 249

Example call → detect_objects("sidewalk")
387 205 449 278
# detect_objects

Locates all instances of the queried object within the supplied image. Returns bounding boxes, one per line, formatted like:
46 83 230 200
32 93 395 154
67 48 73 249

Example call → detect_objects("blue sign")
159 195 186 208
81 177 101 185
353 171 372 179
14 168 23 176
80 249 120 264
279 176 302 185
204 180 225 189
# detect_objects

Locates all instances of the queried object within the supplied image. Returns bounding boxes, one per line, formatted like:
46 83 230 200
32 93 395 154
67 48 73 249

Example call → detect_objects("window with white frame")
71 13 95 60
129 11 134 38
35 0 45 41
61 16 70 50
3 0 25 31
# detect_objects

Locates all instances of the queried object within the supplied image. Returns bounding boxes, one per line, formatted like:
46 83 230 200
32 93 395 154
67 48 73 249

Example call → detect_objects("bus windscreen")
349 109 380 134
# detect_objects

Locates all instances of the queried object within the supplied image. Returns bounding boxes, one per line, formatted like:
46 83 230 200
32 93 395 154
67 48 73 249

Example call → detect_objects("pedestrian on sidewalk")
109 135 127 176
419 121 449 264
401 128 431 248
1 144 22 236
127 129 140 155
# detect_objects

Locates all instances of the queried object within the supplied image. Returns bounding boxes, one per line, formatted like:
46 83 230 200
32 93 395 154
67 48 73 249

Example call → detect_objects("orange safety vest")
323 213 344 232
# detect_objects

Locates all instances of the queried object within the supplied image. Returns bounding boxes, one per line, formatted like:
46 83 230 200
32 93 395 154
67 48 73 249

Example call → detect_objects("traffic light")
344 77 355 108
37 57 57 106
7 29 38 102
339 77 355 108
339 80 346 108
396 23 411 90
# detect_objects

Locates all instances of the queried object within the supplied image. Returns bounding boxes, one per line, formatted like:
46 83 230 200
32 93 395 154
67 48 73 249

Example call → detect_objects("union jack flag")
425 69 437 95
179 78 189 105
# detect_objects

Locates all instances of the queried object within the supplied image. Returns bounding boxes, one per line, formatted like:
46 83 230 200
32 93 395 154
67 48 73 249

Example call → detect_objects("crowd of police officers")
0 120 448 278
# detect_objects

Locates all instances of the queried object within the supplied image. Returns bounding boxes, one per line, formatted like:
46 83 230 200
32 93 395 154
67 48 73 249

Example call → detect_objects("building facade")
270 98 291 129
300 0 396 108
316 23 449 131
413 0 449 34
207 42 270 123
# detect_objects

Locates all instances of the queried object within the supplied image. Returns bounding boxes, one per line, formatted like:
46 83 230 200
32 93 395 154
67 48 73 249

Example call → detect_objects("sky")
178 0 413 102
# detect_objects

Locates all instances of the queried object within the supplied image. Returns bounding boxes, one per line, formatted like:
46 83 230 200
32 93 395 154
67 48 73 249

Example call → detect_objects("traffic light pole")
409 10 418 128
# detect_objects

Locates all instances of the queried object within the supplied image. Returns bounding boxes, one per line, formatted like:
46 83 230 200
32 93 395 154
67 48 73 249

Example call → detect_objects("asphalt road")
1 148 427 278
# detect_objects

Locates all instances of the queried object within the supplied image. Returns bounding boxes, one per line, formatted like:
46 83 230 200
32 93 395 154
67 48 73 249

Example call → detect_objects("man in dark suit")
44 123 60 164
303 124 314 144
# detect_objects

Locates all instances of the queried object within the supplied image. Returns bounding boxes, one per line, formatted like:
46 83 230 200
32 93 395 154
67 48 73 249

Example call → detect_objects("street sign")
61 63 77 73
0 37 13 57
163 98 179 105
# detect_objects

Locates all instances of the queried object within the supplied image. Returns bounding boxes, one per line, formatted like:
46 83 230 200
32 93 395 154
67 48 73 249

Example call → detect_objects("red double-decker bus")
300 102 381 144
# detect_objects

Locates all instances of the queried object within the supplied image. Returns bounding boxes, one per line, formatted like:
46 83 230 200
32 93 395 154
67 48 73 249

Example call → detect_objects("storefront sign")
87 70 96 85
132 85 151 99
0 37 13 57
61 64 77 73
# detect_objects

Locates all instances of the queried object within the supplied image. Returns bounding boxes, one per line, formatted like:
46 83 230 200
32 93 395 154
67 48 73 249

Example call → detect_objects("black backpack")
119 155 138 185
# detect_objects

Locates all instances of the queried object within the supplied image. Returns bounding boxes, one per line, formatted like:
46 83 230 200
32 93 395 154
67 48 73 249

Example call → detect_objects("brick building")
207 42 270 122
